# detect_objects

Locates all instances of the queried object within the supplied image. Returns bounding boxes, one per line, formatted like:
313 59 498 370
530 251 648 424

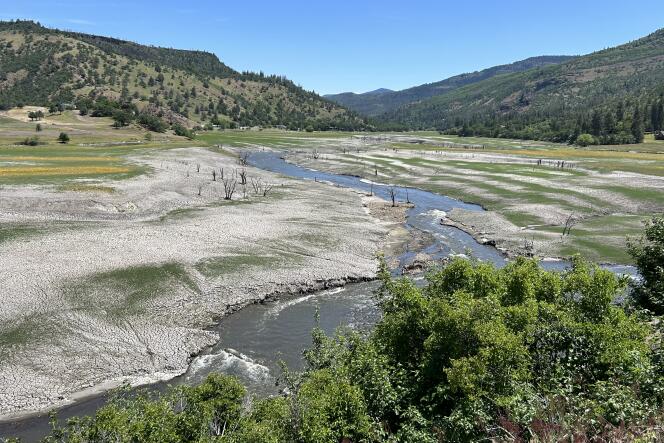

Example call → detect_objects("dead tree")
523 238 534 257
562 213 577 237
196 163 200 173
197 183 203 196
262 183 273 196
238 151 249 166
251 177 263 195
212 170 217 181
389 187 397 207
312 149 320 160
220 167 224 180
223 178 237 200
406 189 410 204
239 169 247 185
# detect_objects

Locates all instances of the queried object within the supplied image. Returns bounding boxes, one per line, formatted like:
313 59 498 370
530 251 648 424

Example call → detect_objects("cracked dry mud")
0 147 390 418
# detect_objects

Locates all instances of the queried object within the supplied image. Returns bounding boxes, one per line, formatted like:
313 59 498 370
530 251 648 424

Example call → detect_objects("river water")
0 150 636 441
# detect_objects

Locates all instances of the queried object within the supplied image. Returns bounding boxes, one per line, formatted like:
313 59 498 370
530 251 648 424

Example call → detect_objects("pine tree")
591 110 602 136
653 100 664 131
631 107 645 143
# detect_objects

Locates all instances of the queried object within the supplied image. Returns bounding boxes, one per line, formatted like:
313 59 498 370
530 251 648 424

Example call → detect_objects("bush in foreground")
629 215 664 315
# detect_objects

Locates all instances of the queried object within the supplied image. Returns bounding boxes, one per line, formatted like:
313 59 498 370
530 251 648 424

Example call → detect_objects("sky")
2 0 663 95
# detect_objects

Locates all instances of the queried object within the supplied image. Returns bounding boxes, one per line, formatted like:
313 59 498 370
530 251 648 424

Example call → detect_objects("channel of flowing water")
0 150 636 441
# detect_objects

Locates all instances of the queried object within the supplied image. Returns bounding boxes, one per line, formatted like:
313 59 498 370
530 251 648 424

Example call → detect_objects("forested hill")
0 20 366 130
325 56 575 117
379 28 664 144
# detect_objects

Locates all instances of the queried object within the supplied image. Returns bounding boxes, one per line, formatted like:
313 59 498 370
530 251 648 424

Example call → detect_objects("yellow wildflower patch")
0 166 131 176
1 156 116 162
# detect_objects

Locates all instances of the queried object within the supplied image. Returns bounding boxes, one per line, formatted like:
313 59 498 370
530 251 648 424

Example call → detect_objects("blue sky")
2 0 663 94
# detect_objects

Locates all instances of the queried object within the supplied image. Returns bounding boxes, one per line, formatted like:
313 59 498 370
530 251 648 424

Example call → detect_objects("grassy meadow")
0 109 191 186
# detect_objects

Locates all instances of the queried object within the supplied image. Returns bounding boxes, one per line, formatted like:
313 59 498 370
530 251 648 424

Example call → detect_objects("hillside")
0 20 365 130
380 28 664 144
326 56 575 116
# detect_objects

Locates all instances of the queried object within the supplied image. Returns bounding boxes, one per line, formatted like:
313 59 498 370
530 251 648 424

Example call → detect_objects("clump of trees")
137 113 167 132
172 123 194 139
27 110 44 121
439 99 655 146
34 219 664 442
57 132 70 143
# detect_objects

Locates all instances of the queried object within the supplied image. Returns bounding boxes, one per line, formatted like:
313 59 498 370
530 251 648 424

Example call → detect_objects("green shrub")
575 133 597 146
172 124 194 139
629 215 664 314
138 113 167 132
19 136 41 146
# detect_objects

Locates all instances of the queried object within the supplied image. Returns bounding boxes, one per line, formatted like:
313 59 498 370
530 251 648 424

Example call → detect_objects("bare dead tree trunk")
223 178 237 200
251 177 262 195
238 151 249 166
212 170 216 181
562 213 576 237
262 183 273 196
239 169 247 185
389 187 397 207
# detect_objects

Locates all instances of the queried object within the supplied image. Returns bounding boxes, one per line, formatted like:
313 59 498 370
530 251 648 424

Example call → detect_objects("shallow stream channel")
0 150 636 441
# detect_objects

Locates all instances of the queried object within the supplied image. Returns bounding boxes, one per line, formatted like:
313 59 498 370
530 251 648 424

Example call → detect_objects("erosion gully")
0 150 636 442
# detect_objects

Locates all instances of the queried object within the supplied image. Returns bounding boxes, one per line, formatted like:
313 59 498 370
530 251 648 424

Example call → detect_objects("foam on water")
427 209 448 219
264 287 346 319
187 349 270 382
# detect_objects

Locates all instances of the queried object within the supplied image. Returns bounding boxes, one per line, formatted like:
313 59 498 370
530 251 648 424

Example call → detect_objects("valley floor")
264 132 664 264
0 141 397 417
1 114 662 419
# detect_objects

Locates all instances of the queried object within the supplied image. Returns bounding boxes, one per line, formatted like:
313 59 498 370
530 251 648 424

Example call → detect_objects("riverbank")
0 146 405 420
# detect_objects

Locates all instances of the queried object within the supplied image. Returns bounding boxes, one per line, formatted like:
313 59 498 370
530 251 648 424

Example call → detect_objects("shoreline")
440 214 635 269
0 273 378 425
283 149 635 269
0 189 408 427
0 146 389 420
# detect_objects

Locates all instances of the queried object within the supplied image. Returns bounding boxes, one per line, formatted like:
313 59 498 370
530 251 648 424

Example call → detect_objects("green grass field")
0 110 191 185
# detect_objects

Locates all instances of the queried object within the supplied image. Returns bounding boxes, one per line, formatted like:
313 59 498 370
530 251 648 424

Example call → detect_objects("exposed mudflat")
283 135 664 263
0 147 393 418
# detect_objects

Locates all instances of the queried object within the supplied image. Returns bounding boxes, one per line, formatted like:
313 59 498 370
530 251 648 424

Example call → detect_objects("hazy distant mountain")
325 56 576 116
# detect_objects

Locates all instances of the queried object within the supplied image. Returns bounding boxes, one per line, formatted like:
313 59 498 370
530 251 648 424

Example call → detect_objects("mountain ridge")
325 55 576 117
0 20 366 130
379 27 664 144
